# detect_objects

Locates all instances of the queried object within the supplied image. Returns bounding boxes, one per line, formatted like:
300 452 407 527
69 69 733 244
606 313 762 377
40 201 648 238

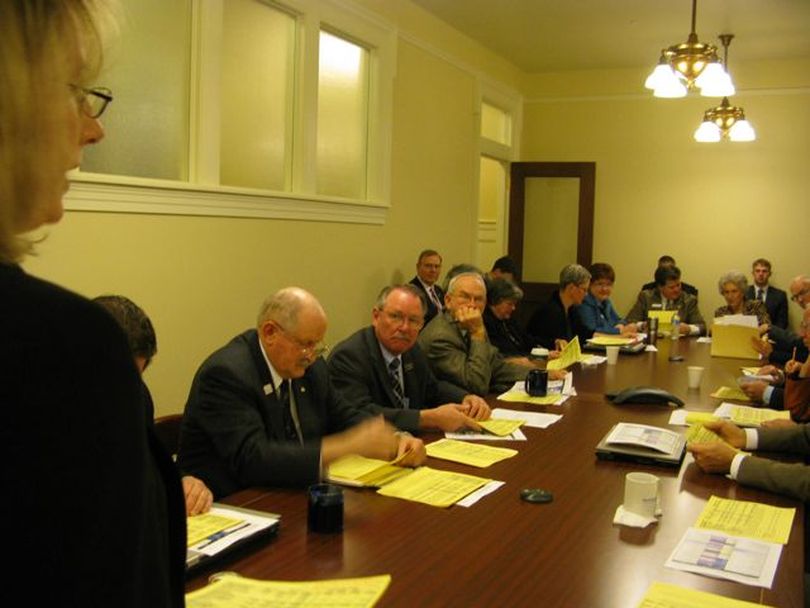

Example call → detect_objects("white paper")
605 423 681 454
713 402 737 418
491 408 563 429
190 506 280 556
665 527 782 588
455 480 505 507
445 428 527 441
613 504 657 528
714 314 759 328
645 344 659 352
696 337 712 344
668 410 689 426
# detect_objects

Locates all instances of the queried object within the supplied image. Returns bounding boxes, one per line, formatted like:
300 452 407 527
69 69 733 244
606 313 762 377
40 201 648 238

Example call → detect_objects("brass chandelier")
644 0 734 98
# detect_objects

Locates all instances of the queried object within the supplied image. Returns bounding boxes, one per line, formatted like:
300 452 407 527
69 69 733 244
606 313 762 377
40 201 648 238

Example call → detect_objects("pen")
195 522 251 550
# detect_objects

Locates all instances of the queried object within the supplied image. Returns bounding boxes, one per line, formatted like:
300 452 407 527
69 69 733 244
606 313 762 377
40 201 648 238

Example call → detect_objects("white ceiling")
409 0 810 73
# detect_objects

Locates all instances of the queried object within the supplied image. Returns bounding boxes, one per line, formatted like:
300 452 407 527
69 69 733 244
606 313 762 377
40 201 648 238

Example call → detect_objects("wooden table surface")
186 338 805 607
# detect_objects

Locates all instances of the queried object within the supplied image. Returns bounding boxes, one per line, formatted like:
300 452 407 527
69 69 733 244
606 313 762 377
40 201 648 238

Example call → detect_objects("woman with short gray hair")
714 270 771 330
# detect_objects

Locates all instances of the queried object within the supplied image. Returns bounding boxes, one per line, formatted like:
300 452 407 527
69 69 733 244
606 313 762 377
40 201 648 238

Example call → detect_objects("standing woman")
0 2 184 606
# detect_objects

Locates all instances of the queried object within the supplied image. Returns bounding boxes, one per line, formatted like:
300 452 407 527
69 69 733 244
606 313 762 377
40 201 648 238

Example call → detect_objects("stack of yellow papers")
695 496 795 544
187 513 244 547
478 418 525 436
685 412 720 424
729 405 791 427
498 391 563 406
186 573 391 608
547 335 590 370
327 454 412 487
648 310 675 333
710 386 751 401
740 366 761 376
426 438 517 467
588 336 634 346
637 581 766 607
376 466 491 507
684 423 729 446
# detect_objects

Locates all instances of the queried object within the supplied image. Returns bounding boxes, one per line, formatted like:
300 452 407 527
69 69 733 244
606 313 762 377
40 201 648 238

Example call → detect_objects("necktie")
278 380 298 441
428 286 442 311
757 289 764 302
388 358 406 407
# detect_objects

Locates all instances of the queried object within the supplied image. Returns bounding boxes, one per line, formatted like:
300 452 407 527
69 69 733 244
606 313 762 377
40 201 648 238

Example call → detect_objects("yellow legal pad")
327 455 412 487
684 412 720 424
186 513 244 547
186 573 391 608
547 336 594 370
478 418 525 436
711 324 760 359
637 581 771 608
729 405 791 427
695 495 795 545
684 423 729 446
710 386 751 402
376 466 491 508
497 391 563 406
426 438 517 467
587 336 635 346
648 310 676 333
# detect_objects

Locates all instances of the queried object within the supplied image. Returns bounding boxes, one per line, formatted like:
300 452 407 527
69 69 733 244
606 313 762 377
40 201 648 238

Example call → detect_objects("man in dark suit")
328 285 490 433
641 255 698 298
746 258 789 330
409 249 445 326
178 287 425 499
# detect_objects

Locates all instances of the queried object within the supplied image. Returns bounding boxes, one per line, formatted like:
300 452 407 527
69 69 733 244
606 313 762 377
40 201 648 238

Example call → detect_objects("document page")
477 418 525 437
547 335 586 370
425 438 517 467
376 467 492 507
606 423 681 454
637 581 766 607
668 410 719 426
587 336 635 346
710 386 751 402
491 408 562 429
188 505 279 557
684 423 731 446
327 455 411 487
712 403 791 427
186 573 391 608
695 496 795 545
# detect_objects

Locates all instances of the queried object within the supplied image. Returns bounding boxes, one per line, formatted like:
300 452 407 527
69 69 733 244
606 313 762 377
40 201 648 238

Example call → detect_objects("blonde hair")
0 1 111 263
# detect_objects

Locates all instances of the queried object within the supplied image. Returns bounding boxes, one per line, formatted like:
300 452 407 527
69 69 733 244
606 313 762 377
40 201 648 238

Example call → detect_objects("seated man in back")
626 265 705 336
747 258 789 330
409 249 445 327
527 264 591 350
328 285 489 433
641 255 698 298
488 256 520 284
418 272 547 396
94 295 212 516
178 287 425 498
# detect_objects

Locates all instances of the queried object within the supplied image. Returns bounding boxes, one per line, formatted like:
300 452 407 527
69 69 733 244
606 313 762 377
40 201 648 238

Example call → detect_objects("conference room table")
186 337 805 607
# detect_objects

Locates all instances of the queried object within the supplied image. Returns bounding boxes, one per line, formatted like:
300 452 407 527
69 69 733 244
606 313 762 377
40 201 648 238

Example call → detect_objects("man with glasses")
626 265 706 336
328 285 490 433
790 275 810 310
527 264 593 349
178 287 425 498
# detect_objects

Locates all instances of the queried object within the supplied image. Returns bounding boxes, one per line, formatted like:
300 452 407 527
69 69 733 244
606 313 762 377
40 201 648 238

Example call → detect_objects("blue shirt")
577 292 625 336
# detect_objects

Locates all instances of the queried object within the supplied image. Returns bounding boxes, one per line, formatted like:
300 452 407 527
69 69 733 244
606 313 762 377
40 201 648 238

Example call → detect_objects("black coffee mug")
308 483 344 533
525 369 548 397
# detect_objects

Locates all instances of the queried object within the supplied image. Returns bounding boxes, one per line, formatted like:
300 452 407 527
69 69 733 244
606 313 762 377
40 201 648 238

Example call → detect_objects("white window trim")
66 0 396 225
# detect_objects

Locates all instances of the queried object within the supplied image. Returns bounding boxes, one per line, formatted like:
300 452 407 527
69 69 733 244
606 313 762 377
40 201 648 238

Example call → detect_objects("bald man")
178 288 425 498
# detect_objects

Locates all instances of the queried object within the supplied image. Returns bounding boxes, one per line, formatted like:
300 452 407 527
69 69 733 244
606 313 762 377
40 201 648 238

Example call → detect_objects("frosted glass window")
317 31 369 199
220 0 296 191
81 0 191 180
479 156 506 222
481 102 512 146
522 178 579 283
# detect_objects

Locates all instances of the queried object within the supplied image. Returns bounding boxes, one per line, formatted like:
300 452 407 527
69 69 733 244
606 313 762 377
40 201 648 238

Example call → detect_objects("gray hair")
487 278 523 306
559 264 591 289
257 287 324 330
447 271 486 296
375 284 427 315
718 270 748 295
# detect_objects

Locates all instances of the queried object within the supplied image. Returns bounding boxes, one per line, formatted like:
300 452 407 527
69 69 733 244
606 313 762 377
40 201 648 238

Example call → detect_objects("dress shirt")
729 429 760 479
259 339 303 443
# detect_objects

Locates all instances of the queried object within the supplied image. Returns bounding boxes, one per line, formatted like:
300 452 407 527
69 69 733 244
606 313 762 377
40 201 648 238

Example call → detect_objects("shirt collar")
258 337 285 395
377 340 400 367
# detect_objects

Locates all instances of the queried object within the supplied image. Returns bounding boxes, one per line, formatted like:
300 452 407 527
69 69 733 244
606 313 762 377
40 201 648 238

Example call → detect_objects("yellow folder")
710 324 760 359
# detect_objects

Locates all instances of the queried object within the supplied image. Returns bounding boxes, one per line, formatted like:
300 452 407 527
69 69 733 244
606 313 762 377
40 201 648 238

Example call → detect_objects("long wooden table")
186 338 805 606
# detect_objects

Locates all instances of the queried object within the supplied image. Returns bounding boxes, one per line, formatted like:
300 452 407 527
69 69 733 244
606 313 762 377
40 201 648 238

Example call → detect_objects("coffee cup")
623 472 661 518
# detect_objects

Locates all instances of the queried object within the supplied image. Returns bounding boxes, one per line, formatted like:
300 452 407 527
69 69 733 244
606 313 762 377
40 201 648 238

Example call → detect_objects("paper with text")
710 386 751 402
426 438 517 467
491 408 563 429
478 418 525 437
376 466 491 507
637 581 770 608
695 496 795 545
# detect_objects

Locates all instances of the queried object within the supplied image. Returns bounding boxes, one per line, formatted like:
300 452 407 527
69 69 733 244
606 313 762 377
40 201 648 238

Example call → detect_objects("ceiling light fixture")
644 0 734 98
694 35 756 143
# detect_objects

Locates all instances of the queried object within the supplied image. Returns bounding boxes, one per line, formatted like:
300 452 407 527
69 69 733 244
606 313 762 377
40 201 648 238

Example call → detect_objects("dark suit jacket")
625 288 706 334
410 276 444 327
483 307 534 357
178 329 368 498
641 280 698 298
0 264 184 607
745 285 789 330
526 290 584 350
327 326 468 433
738 424 810 502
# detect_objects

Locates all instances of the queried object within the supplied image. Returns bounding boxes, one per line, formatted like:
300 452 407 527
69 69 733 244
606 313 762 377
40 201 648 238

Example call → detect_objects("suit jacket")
765 326 808 365
625 288 706 334
327 326 468 433
737 424 810 502
745 285 789 330
526 290 584 349
483 307 534 357
0 264 184 607
641 280 698 298
410 276 444 327
178 329 368 498
417 311 528 396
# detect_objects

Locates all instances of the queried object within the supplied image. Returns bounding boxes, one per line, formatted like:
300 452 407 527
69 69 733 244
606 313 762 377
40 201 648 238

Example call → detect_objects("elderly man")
178 288 425 498
527 264 591 350
626 265 705 336
328 285 490 433
791 275 810 310
749 274 810 366
409 249 445 326
746 258 789 330
418 272 540 396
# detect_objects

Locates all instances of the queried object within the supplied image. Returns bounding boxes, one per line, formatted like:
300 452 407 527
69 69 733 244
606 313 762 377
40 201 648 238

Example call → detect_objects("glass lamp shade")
645 63 680 91
696 63 735 97
694 121 721 142
729 119 756 141
654 79 687 98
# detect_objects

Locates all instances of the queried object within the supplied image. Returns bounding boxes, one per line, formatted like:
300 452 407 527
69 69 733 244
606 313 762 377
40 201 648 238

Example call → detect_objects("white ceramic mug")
624 472 661 518
605 346 619 365
687 365 704 389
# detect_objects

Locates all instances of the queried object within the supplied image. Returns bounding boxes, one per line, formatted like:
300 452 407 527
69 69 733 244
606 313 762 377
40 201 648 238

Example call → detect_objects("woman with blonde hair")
0 2 184 605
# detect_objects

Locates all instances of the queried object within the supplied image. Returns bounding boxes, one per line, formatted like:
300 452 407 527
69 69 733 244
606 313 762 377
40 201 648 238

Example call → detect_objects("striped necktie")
278 380 298 441
388 358 406 407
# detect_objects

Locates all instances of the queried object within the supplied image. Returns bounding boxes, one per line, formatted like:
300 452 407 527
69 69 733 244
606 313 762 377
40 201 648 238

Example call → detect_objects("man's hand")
702 420 746 448
687 442 738 474
182 475 213 516
453 305 485 339
395 434 426 467
617 324 638 336
758 323 770 336
679 323 691 335
462 394 491 420
750 336 773 358
785 358 803 376
323 416 399 464
740 380 767 402
421 404 482 432
554 339 568 351
548 369 567 381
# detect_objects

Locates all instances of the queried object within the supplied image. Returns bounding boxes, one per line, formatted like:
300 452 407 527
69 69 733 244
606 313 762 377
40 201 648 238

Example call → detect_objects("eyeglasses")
791 287 810 303
276 323 328 357
382 310 424 329
69 85 113 119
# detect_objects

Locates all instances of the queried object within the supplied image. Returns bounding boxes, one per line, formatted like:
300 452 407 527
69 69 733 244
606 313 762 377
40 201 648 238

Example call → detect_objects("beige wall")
24 6 516 416
521 59 810 331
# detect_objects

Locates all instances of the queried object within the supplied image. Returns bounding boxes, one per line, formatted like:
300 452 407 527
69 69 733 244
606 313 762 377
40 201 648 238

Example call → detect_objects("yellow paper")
547 335 583 370
684 412 720 424
478 418 525 436
684 423 728 445
648 310 675 332
187 513 244 547
711 324 761 360
186 573 391 608
710 386 751 402
637 581 770 608
376 466 491 507
729 405 791 427
426 438 517 468
497 391 563 406
695 495 795 545
587 336 634 346
326 454 411 487
740 366 761 376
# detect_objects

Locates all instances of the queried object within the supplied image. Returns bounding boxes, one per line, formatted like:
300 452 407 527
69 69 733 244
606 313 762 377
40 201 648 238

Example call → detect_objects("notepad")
426 438 517 467
327 454 412 487
376 466 492 507
648 310 675 333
